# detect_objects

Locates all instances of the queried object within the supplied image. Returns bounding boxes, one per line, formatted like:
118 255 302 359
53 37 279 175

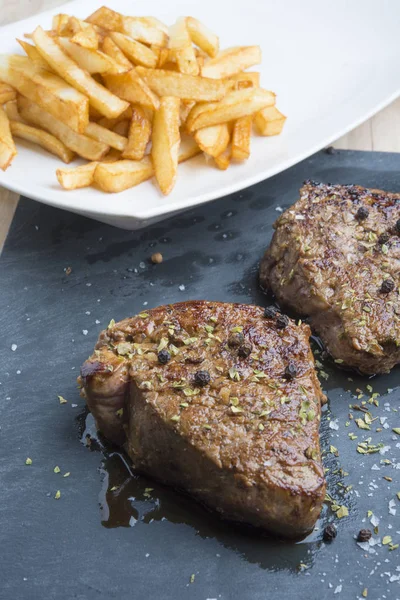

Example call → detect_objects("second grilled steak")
260 181 400 374
80 301 326 538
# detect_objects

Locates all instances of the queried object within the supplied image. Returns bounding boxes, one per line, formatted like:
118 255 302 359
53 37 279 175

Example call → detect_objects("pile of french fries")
0 7 286 195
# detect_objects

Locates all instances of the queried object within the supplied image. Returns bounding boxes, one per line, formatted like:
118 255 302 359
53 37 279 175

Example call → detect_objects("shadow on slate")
1 149 399 600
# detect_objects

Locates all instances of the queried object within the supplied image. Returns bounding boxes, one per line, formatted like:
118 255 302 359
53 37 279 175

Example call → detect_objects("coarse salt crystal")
329 419 339 431
11 344 17 351
82 330 88 336
179 285 185 291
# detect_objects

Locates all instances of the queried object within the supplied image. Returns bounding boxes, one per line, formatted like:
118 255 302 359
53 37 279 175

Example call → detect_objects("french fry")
254 106 286 136
186 17 219 58
32 26 129 119
231 115 251 159
180 100 195 125
122 105 152 160
151 96 180 195
17 39 52 70
227 71 260 89
214 145 231 170
103 70 159 110
10 120 74 163
52 14 70 35
112 120 130 137
85 122 127 151
186 88 275 132
201 46 261 79
94 135 200 193
135 66 228 101
109 32 158 68
3 100 24 123
94 156 154 192
58 37 127 74
97 106 133 130
67 17 99 49
101 36 134 69
56 161 98 189
194 123 230 157
0 83 16 104
86 6 124 31
0 105 17 170
178 132 201 162
18 96 109 161
0 55 89 133
121 17 168 47
168 18 199 76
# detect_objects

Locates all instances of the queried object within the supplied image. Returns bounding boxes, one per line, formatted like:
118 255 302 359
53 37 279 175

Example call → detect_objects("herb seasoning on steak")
260 182 400 374
81 301 326 538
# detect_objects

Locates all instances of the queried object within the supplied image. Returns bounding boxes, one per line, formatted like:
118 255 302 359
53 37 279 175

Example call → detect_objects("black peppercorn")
323 523 337 542
324 146 335 155
284 362 297 380
264 306 278 319
276 314 289 329
357 529 372 542
238 343 252 358
395 219 400 234
378 232 390 245
194 370 210 387
228 332 244 347
355 206 369 221
380 279 395 294
158 349 171 364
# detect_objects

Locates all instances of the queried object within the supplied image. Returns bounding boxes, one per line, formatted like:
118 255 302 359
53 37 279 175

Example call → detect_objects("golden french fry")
103 70 159 111
67 17 99 49
109 32 157 68
179 100 195 125
58 37 127 74
178 132 201 162
168 18 199 76
97 106 133 130
254 106 286 136
157 47 171 68
152 96 180 195
85 122 127 151
194 123 230 157
17 39 53 70
32 26 129 118
18 96 109 161
101 36 134 69
56 161 98 189
52 14 70 35
94 156 153 192
121 17 168 47
186 17 219 58
135 66 228 101
202 46 261 79
227 71 260 89
3 100 24 123
10 119 74 163
0 82 16 104
122 105 151 160
86 6 123 31
0 105 17 170
186 88 275 132
231 115 251 159
214 146 231 170
0 55 89 133
112 120 130 137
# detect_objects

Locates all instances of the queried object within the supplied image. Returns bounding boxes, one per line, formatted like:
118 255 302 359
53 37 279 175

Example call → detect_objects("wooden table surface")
1 1 400 252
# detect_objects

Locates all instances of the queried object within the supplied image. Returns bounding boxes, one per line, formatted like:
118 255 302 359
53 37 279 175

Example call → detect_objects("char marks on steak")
260 182 400 374
81 301 326 538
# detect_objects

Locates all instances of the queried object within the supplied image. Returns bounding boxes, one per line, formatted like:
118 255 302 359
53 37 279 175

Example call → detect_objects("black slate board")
1 149 400 600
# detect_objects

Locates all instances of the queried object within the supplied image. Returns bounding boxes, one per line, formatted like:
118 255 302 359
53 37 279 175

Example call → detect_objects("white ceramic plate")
1 0 399 229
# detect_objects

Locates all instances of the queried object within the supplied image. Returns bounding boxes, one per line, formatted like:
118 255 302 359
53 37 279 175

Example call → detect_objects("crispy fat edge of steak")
260 183 400 374
81 300 326 537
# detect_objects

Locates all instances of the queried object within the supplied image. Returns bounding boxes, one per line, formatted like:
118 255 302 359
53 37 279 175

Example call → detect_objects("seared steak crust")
260 182 400 374
81 301 326 538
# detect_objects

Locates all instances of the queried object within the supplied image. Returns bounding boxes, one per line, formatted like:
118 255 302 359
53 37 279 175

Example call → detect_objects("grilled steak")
80 301 326 538
260 181 400 374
